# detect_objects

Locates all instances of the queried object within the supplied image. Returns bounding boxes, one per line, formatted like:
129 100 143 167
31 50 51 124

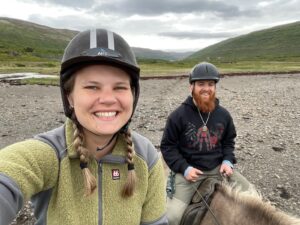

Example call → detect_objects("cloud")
20 0 96 9
91 0 260 18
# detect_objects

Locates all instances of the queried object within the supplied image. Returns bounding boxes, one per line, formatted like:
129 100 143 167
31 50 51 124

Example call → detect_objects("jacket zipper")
98 162 103 225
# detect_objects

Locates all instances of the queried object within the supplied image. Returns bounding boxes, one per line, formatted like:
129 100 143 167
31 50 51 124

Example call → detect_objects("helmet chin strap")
80 125 117 151
96 133 118 151
120 120 130 133
81 119 131 152
95 119 130 151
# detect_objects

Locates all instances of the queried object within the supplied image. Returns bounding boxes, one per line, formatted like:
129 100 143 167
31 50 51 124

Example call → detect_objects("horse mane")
211 183 300 225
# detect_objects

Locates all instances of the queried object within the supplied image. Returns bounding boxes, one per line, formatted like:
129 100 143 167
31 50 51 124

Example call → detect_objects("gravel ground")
0 73 299 224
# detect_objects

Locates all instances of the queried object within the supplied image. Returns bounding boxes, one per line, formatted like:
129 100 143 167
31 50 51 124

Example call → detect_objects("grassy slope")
0 17 77 61
187 21 300 62
0 17 78 74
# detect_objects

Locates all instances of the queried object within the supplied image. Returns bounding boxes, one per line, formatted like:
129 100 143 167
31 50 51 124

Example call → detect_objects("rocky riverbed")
0 73 299 224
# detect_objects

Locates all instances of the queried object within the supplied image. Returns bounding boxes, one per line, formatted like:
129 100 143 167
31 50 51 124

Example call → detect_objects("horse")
191 183 300 225
161 159 300 225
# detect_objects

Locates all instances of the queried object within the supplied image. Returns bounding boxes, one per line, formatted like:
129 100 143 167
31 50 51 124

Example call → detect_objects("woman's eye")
115 86 128 90
85 86 98 90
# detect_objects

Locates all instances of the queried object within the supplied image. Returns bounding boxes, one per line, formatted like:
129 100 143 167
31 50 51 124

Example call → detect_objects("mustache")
199 90 213 95
193 91 216 113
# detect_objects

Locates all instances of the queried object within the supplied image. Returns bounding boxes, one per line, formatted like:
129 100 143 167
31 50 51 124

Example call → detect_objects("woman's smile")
94 111 117 121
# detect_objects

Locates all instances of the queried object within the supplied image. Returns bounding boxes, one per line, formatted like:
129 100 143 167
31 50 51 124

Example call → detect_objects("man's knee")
167 197 188 225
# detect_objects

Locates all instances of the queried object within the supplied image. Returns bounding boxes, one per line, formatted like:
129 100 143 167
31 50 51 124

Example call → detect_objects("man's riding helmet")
189 62 220 84
60 29 140 120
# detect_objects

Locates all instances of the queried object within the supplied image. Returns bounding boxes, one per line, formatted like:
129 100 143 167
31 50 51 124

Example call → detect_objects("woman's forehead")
75 65 131 82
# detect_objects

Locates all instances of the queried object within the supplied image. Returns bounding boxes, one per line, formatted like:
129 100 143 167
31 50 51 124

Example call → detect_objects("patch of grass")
18 77 59 85
140 60 300 76
1 60 300 84
0 60 60 74
15 63 26 67
39 62 56 67
216 61 300 74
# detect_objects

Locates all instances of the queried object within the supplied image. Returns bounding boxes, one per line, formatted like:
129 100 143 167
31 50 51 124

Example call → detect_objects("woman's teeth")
95 112 117 117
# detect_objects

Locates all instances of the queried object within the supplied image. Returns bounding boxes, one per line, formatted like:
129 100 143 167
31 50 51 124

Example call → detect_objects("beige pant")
166 166 257 225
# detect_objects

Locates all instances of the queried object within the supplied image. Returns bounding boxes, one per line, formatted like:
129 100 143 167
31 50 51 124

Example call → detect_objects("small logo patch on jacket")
112 169 120 180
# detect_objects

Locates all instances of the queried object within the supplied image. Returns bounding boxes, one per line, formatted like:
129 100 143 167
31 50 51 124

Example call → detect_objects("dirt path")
1 73 299 224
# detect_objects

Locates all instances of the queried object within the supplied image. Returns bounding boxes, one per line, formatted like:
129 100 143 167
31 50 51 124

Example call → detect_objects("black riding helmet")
189 62 220 84
60 29 140 127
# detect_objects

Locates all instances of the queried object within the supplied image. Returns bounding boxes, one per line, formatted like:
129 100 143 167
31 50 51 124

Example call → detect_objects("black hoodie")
160 96 237 175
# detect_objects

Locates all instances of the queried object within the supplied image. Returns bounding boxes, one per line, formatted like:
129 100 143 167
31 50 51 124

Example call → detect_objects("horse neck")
200 186 300 225
200 189 237 225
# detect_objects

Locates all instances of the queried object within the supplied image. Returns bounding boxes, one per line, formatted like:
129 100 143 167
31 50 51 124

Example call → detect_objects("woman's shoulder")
33 124 67 160
131 131 160 170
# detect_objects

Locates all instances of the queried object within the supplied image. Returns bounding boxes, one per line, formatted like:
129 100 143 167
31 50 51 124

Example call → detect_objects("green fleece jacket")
0 119 168 225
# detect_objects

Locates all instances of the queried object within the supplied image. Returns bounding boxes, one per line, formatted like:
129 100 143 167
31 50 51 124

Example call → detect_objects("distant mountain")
133 47 193 61
187 21 300 62
0 17 192 62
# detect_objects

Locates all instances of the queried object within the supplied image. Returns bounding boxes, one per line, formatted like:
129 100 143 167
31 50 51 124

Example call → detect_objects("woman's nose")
97 89 117 104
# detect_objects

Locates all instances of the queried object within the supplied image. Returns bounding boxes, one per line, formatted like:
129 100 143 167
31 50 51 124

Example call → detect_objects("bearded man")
160 62 257 225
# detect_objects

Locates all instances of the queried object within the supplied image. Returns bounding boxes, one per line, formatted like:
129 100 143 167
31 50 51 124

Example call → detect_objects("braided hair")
121 128 136 197
71 112 97 196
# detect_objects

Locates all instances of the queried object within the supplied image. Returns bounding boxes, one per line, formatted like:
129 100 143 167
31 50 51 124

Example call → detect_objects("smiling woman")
0 29 168 225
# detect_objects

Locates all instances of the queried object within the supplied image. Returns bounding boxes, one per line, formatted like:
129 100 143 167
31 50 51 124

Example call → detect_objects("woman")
0 29 168 225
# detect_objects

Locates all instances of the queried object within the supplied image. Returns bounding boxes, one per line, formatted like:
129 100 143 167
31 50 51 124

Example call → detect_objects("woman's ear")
67 94 74 108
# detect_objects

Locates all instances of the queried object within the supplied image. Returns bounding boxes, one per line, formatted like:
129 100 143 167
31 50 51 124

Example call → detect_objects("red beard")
193 91 216 113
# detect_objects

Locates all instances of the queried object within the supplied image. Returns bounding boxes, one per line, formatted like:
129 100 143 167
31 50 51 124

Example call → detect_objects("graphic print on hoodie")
185 122 225 152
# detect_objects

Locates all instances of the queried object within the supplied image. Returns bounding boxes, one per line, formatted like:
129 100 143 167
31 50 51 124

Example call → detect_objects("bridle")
192 184 222 225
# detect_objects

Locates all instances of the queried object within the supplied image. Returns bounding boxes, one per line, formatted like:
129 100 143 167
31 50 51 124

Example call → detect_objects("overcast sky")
0 0 299 52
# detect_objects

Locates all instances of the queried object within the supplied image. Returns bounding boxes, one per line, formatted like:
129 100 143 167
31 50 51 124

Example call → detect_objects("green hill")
0 17 78 61
187 21 300 62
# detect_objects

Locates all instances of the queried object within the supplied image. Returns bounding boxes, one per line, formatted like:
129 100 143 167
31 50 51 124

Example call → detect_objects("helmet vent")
205 65 209 73
107 30 115 50
90 29 97 48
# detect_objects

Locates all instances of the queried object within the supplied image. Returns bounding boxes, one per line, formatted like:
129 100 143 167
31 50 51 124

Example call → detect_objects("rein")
192 185 222 225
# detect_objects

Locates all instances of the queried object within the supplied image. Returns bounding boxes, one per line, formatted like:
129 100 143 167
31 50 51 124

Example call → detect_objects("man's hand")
184 167 203 182
219 163 233 177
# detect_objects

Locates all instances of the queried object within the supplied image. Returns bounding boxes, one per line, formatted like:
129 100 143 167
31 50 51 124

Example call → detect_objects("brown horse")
198 183 300 225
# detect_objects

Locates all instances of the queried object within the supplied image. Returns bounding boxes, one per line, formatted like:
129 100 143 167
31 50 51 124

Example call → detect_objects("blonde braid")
71 112 97 196
121 129 137 197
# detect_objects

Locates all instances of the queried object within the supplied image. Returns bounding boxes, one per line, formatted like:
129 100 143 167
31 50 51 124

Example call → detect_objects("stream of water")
0 73 57 80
